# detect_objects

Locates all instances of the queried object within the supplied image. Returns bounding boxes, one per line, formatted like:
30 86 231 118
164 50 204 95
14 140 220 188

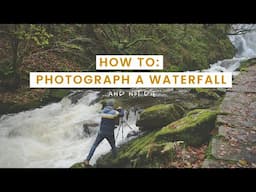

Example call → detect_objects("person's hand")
116 107 125 117
116 106 122 111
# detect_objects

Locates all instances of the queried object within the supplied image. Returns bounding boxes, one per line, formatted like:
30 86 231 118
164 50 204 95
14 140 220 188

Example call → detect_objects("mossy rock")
0 100 41 115
96 109 216 167
70 162 93 168
96 130 181 168
44 89 71 102
190 88 221 100
0 89 71 116
155 109 217 146
240 67 249 72
238 58 256 71
214 88 226 97
136 104 185 131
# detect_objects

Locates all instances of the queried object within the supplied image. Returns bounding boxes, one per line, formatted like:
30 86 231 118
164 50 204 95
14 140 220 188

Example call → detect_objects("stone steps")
203 64 256 168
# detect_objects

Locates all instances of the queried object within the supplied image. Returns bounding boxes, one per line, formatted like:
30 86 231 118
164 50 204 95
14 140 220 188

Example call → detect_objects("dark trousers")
86 132 116 161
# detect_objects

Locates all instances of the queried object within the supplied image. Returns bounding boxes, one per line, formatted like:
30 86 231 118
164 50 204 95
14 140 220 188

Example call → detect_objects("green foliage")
13 24 53 47
238 58 256 71
90 24 235 71
156 109 217 146
0 24 236 90
0 59 13 77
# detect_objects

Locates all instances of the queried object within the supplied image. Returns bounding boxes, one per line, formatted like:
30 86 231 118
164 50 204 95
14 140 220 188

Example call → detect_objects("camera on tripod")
114 107 137 140
116 106 125 117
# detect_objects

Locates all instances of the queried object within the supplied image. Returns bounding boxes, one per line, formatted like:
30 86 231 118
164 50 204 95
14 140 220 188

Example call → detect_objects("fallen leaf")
238 159 248 166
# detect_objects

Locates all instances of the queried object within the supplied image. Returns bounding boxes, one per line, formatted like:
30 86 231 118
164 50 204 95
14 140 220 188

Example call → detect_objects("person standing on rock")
84 99 124 165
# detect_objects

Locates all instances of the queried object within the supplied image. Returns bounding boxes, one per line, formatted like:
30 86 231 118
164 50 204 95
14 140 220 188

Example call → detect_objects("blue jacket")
99 106 124 135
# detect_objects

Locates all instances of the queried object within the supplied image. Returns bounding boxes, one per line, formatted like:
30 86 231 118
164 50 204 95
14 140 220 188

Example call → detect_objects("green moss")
47 89 71 101
0 100 41 115
205 139 213 158
155 109 217 146
96 109 217 167
70 162 93 168
96 131 158 167
240 67 248 72
190 88 221 100
0 89 71 115
170 24 235 71
96 129 184 168
214 88 226 97
239 58 256 71
165 65 183 72
137 104 185 131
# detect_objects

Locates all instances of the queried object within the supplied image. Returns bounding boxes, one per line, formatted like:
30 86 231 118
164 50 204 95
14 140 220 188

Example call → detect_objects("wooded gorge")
0 24 235 90
1 24 256 168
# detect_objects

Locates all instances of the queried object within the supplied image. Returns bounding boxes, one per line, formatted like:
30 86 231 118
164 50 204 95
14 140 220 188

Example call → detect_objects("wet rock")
68 91 85 104
155 109 217 146
136 104 185 131
96 109 216 168
190 88 222 100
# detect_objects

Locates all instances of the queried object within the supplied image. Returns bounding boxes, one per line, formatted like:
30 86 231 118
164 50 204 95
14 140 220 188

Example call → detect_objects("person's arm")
101 109 119 119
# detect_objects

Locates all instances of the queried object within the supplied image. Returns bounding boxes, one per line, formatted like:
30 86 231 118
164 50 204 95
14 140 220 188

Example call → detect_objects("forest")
0 24 235 113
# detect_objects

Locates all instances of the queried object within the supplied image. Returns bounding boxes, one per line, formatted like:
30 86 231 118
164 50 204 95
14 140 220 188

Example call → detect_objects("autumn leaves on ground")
203 60 256 168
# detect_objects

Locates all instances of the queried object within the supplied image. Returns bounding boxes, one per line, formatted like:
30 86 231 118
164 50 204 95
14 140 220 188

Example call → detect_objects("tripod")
115 117 135 140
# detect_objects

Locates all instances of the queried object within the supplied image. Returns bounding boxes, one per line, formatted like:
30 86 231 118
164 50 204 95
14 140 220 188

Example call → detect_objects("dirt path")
203 63 256 168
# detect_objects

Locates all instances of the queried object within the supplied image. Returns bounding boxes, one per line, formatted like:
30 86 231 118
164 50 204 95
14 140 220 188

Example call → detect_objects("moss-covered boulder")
238 58 256 72
43 89 71 103
155 109 217 146
136 104 185 131
96 130 183 168
70 162 93 168
190 88 225 100
0 100 42 115
96 109 217 167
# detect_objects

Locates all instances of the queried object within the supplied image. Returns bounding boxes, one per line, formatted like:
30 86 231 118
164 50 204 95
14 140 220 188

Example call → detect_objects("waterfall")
203 25 256 73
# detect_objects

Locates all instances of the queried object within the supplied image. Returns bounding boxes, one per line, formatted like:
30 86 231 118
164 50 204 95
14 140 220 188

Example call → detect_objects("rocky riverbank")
71 87 225 168
71 59 256 168
0 89 71 115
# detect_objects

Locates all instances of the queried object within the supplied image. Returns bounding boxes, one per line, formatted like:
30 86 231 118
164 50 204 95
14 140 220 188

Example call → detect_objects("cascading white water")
0 91 138 167
203 25 256 73
1 25 256 168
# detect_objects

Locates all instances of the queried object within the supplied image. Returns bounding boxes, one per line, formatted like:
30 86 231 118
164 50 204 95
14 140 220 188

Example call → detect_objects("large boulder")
136 104 185 131
155 109 217 146
96 131 183 168
190 88 222 100
96 109 217 168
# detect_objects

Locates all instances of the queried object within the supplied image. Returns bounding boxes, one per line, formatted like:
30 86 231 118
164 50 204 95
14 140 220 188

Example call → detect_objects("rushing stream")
1 26 256 168
204 30 256 73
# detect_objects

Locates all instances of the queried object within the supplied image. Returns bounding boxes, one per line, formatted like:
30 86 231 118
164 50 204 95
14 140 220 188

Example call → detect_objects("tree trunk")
10 32 21 89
